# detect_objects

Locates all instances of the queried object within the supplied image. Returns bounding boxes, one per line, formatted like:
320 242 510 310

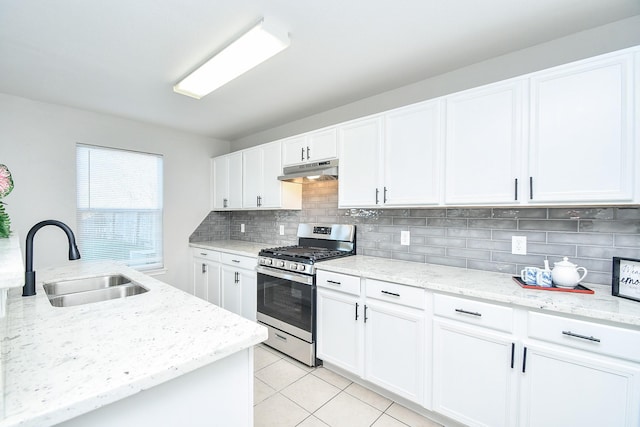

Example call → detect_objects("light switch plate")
279 225 285 235
512 236 527 255
240 224 245 233
401 230 410 246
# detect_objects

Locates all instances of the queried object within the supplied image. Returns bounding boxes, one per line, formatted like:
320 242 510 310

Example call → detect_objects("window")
76 144 163 270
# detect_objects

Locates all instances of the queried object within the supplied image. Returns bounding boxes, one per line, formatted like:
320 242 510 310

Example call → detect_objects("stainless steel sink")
43 274 149 307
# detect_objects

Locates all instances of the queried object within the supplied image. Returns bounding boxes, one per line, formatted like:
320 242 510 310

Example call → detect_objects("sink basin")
44 274 133 296
48 284 148 307
43 274 149 307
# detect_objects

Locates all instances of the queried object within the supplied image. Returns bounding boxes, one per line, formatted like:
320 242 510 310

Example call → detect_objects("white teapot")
551 257 588 288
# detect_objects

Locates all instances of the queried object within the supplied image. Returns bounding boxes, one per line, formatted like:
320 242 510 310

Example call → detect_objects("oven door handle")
256 266 314 285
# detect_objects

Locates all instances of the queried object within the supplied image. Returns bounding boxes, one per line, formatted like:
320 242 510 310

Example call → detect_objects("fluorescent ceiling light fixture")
173 19 290 99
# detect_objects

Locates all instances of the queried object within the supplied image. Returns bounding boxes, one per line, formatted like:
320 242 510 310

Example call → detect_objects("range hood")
278 159 338 183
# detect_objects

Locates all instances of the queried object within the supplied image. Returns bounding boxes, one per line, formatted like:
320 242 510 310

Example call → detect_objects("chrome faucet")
23 220 81 297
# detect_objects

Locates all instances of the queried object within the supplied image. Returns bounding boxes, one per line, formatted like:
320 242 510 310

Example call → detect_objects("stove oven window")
257 274 313 333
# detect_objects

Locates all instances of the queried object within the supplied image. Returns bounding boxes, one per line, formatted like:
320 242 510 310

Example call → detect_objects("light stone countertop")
189 240 271 257
0 260 267 427
316 255 640 328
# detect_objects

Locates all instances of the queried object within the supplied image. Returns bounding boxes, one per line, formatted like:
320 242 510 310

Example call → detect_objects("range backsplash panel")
190 180 640 286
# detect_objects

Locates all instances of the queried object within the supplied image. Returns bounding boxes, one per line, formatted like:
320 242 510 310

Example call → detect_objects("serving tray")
512 276 594 294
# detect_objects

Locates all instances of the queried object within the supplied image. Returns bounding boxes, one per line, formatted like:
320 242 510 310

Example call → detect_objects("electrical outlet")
401 230 410 246
240 224 245 233
512 236 527 255
279 225 285 235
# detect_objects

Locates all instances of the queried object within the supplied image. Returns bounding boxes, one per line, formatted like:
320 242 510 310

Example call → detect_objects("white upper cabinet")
242 141 302 209
384 100 443 206
212 152 242 210
338 116 383 207
444 80 526 205
527 52 635 204
282 127 338 166
339 100 444 208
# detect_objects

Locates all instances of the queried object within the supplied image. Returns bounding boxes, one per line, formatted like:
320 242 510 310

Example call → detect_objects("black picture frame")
612 257 640 303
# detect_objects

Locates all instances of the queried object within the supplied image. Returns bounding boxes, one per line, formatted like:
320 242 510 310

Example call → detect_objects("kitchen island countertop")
316 255 640 328
0 260 267 427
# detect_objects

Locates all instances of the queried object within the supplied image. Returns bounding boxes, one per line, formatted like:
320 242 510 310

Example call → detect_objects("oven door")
256 265 315 343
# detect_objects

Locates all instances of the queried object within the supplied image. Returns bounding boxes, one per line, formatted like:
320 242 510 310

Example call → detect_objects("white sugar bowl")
551 257 588 288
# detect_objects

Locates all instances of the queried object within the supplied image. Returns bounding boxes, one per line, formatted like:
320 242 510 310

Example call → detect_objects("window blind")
76 144 163 270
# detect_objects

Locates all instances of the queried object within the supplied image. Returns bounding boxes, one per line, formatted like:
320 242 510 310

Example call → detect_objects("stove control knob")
291 263 298 270
266 259 273 266
298 265 306 272
278 261 285 268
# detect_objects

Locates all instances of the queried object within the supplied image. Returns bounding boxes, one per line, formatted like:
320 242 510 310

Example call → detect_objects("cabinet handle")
514 178 518 201
355 302 359 321
562 330 601 343
455 308 482 317
364 305 368 323
510 343 515 369
375 188 379 204
223 198 228 208
301 147 305 161
381 290 400 297
275 333 287 342
201 263 207 274
200 252 207 256
383 186 387 203
306 146 310 160
234 271 239 284
326 280 341 286
522 347 528 373
529 176 533 200
232 259 240 263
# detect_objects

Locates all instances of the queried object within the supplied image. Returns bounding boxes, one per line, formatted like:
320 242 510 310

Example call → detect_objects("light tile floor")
254 345 442 427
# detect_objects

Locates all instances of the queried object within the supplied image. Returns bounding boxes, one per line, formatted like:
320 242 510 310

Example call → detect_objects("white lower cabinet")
316 272 425 405
432 294 517 427
189 249 256 321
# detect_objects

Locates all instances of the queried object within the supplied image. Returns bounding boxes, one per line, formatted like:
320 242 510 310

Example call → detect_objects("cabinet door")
282 135 308 166
445 80 525 204
260 142 283 208
520 343 640 427
384 100 443 206
338 116 383 207
316 288 363 375
221 266 243 317
364 300 424 404
529 54 634 203
432 318 517 427
192 258 208 300
239 268 257 321
308 128 337 162
242 148 262 208
212 157 229 210
227 152 243 209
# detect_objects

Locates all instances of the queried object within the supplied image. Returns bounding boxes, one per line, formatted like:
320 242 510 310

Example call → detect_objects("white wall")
232 15 640 150
0 93 229 292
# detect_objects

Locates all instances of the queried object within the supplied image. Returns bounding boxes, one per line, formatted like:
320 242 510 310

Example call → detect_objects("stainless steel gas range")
256 223 356 366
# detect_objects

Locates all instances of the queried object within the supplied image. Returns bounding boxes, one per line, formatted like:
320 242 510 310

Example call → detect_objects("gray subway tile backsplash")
189 180 639 286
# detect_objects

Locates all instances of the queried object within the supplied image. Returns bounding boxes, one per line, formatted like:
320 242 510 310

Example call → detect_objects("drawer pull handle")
455 308 482 317
232 259 240 263
200 252 207 256
275 333 287 342
381 290 400 297
327 280 341 285
562 331 600 343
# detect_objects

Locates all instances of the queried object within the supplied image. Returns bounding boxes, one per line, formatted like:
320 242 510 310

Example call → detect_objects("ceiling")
1 1 639 142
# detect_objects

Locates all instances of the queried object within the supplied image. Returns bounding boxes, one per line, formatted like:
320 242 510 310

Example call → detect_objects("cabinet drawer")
220 253 256 270
433 294 513 333
365 279 424 310
192 248 221 262
317 271 360 296
528 312 640 363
